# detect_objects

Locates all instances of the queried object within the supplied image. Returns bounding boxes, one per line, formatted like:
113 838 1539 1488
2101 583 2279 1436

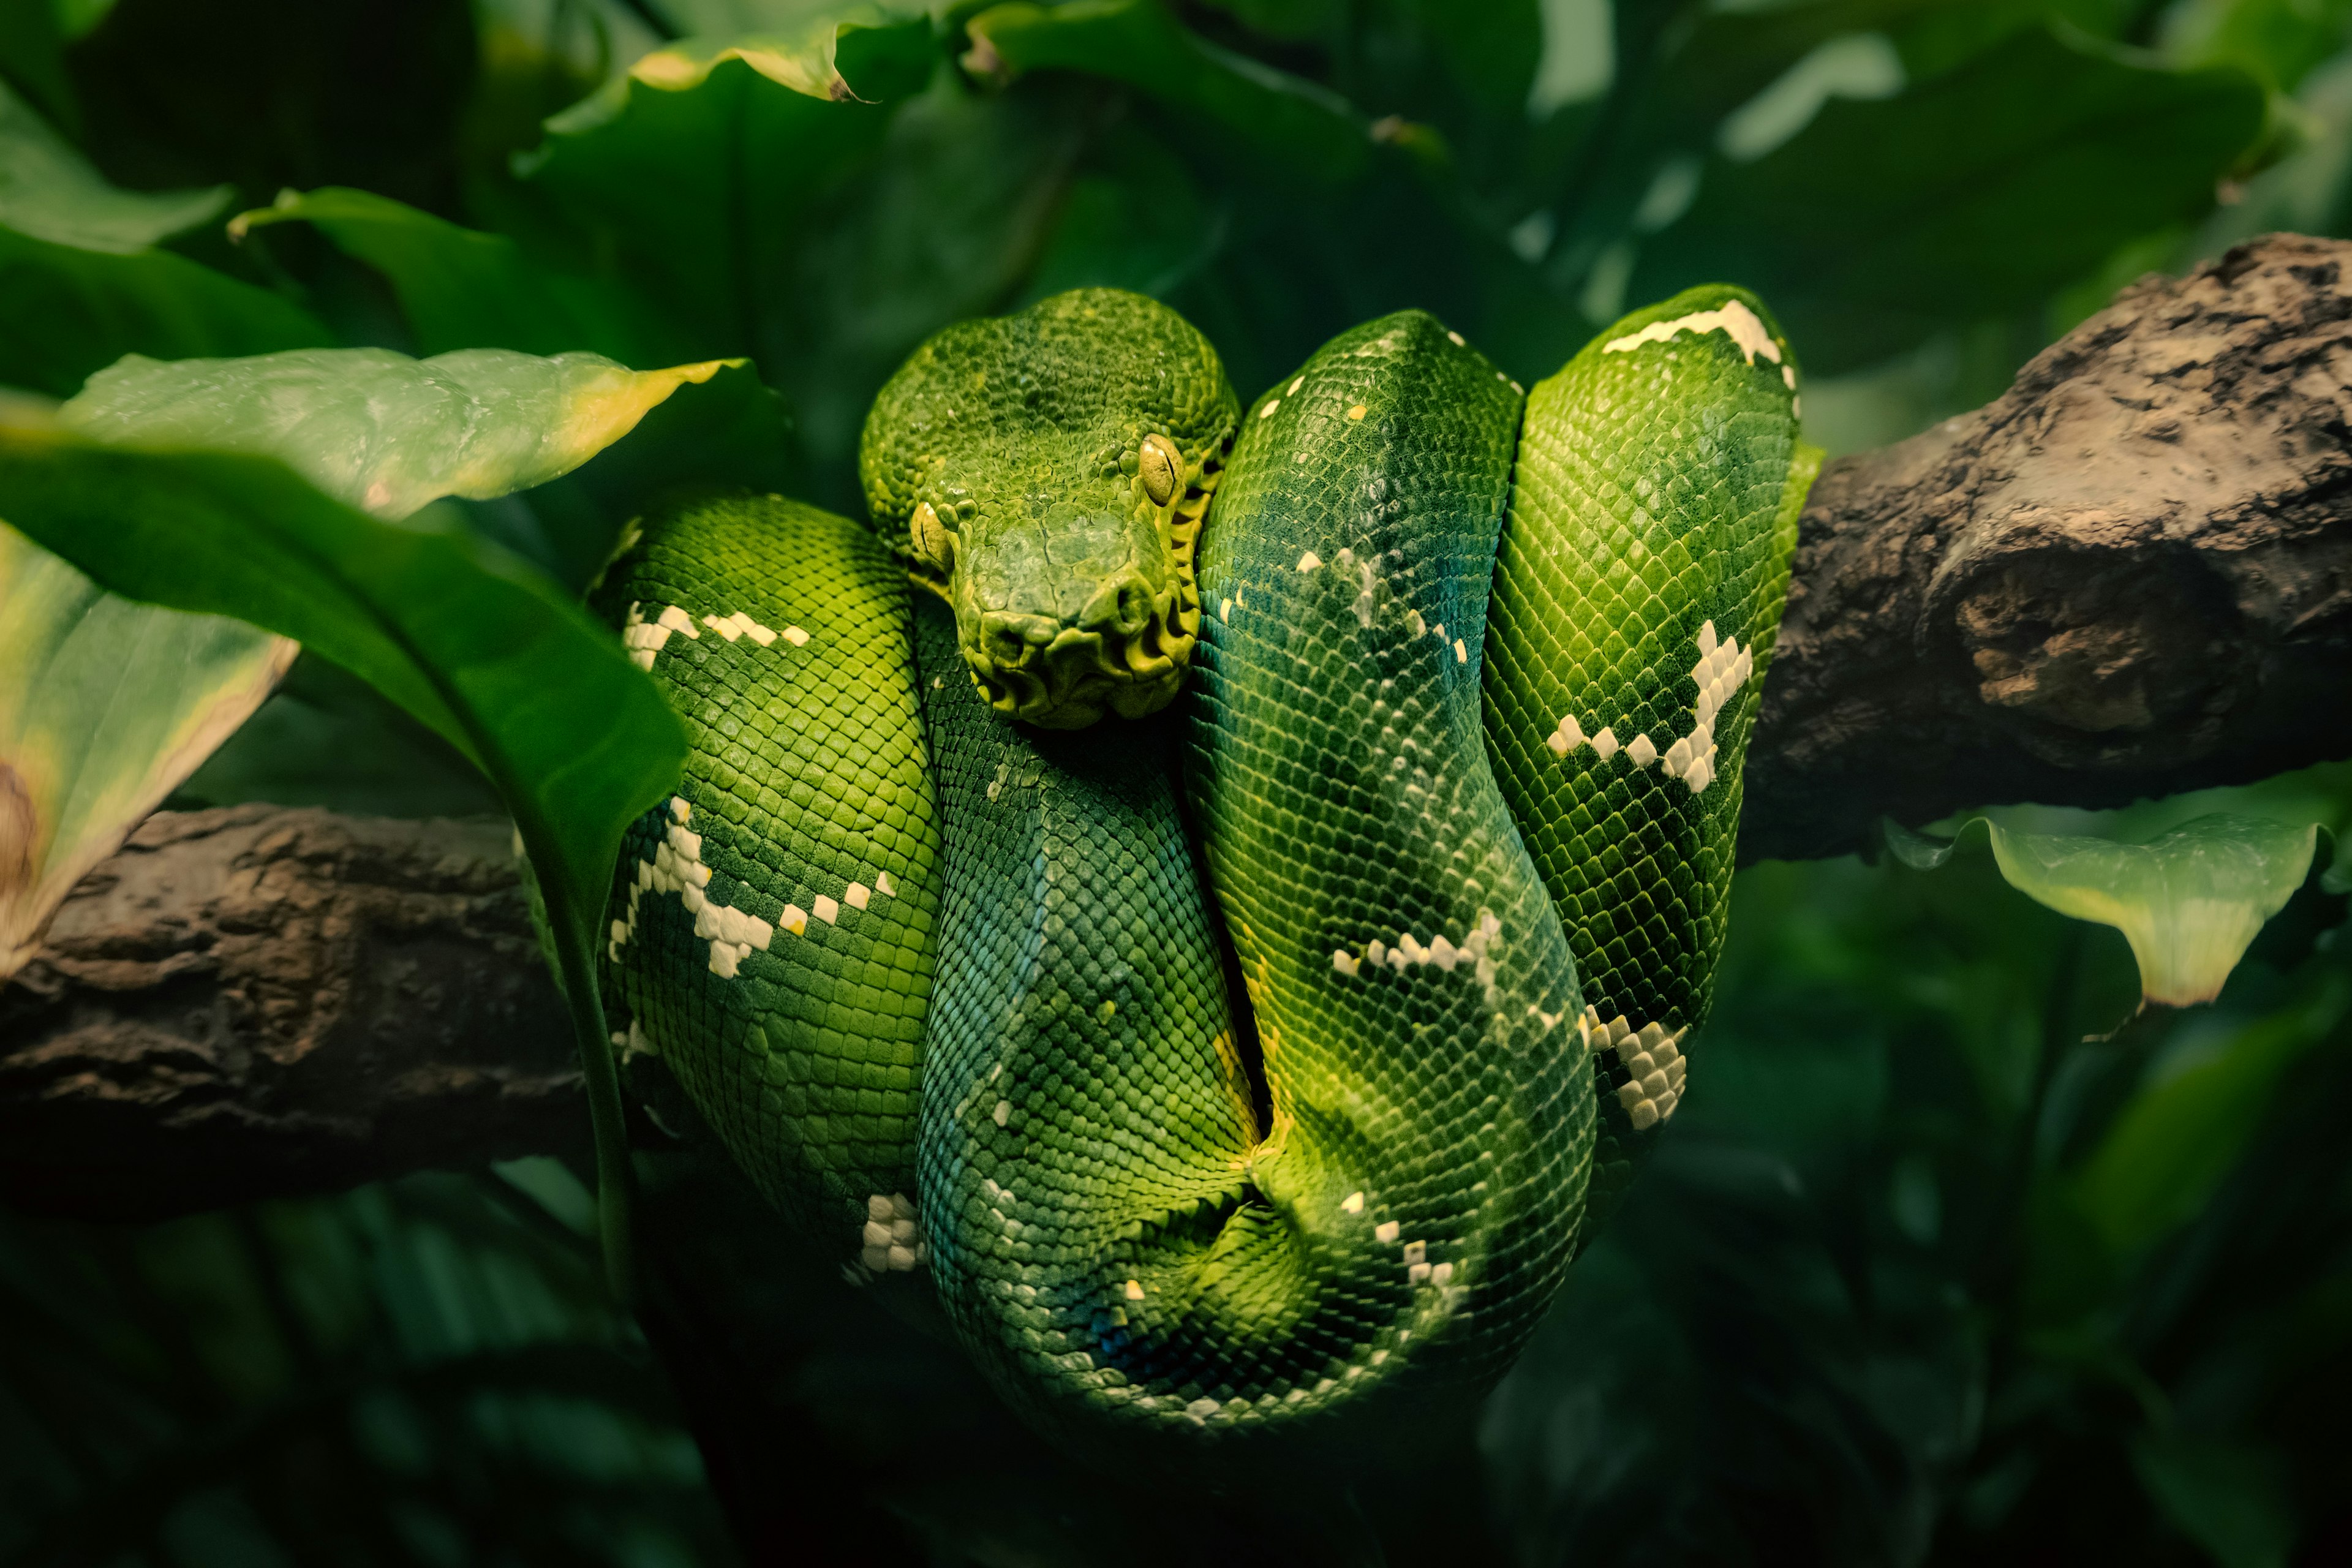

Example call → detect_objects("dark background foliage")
2 1 2350 1564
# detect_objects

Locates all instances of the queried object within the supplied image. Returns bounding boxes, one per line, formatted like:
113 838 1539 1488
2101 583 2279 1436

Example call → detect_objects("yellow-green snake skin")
590 285 1814 1461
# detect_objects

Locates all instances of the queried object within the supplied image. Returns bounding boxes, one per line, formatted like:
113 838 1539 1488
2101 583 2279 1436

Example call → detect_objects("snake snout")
981 609 1060 668
1077 568 1156 639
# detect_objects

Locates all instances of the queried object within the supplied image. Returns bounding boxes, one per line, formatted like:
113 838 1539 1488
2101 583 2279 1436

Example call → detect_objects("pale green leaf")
0 521 294 976
1887 813 2324 1006
59 346 734 520
0 78 229 253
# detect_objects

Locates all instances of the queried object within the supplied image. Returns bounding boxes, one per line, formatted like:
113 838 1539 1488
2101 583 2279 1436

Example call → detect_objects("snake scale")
588 285 1814 1459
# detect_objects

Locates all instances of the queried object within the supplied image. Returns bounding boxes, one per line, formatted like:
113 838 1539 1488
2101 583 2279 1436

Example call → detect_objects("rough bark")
1744 232 2352 861
0 804 583 1219
6 233 2352 1214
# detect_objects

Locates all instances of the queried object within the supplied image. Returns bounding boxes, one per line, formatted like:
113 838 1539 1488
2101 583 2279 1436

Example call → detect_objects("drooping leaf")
0 519 294 977
960 0 1373 179
547 4 936 134
0 78 229 252
0 431 684 1291
1885 813 2325 1006
0 225 333 397
1631 25 2267 371
59 345 734 519
229 186 690 365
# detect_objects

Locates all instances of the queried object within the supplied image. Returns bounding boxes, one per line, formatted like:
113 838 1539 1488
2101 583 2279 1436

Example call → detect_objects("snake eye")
1138 434 1182 508
911 500 957 573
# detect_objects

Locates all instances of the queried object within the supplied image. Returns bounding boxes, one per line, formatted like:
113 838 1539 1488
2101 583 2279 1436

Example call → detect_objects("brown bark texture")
1744 232 2352 861
0 805 583 1219
6 233 2351 1216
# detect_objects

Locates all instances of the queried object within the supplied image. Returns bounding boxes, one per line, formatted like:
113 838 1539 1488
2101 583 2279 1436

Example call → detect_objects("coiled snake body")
592 287 1813 1457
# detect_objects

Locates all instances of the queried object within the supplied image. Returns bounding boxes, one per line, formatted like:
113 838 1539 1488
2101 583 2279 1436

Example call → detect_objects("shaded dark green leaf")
1632 26 2266 369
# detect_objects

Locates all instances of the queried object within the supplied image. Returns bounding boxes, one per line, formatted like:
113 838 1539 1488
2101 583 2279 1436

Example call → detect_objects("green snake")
589 285 1814 1457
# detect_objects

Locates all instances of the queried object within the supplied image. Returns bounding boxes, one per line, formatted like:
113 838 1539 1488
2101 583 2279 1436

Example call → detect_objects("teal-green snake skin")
589 285 1815 1458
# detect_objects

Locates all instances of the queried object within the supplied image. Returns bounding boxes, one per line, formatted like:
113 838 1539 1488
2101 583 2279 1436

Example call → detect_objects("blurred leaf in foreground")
0 433 685 1293
0 516 293 977
1887 813 2324 1007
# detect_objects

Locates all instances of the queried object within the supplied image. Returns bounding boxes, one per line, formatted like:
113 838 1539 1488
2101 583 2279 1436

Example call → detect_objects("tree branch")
0 805 584 1219
7 233 2351 1214
1743 232 2352 861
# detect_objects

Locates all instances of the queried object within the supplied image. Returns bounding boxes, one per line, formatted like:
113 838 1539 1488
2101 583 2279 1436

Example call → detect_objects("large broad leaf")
1887 813 2326 1007
1630 24 2266 370
519 44 1072 505
60 346 734 521
554 5 936 127
0 519 293 976
229 187 690 366
0 77 228 252
0 226 333 397
0 432 684 1292
961 0 1373 178
513 17 938 371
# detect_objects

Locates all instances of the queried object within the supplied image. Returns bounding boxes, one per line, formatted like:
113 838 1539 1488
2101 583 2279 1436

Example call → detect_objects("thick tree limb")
1744 232 2352 861
0 805 582 1218
6 232 2351 1215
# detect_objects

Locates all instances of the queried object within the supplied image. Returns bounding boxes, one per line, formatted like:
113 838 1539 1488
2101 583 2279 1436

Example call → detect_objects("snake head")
860 289 1238 729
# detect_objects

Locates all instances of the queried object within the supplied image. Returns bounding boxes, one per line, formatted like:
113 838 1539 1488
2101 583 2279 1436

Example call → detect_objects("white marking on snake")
1446 330 1466 346
669 796 691 823
1259 399 1280 419
1782 364 1797 389
782 625 810 646
700 609 782 646
846 881 870 910
861 1191 925 1273
1348 404 1366 420
1332 948 1359 976
812 894 840 924
1341 1191 1364 1214
1125 1279 1145 1300
1626 733 1657 768
875 870 897 898
1298 550 1322 572
1603 298 1782 366
1453 638 1467 664
1590 726 1620 760
1374 1221 1401 1243
1289 377 1305 394
992 1099 1011 1128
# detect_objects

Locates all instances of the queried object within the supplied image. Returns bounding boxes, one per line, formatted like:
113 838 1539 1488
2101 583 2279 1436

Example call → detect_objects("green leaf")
960 0 1372 179
548 5 937 133
513 23 936 366
2070 982 2349 1258
0 225 333 398
1886 813 2325 1006
0 519 294 977
0 78 230 253
1396 0 1543 111
228 187 690 365
59 345 735 519
0 432 684 1294
1631 25 2267 370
